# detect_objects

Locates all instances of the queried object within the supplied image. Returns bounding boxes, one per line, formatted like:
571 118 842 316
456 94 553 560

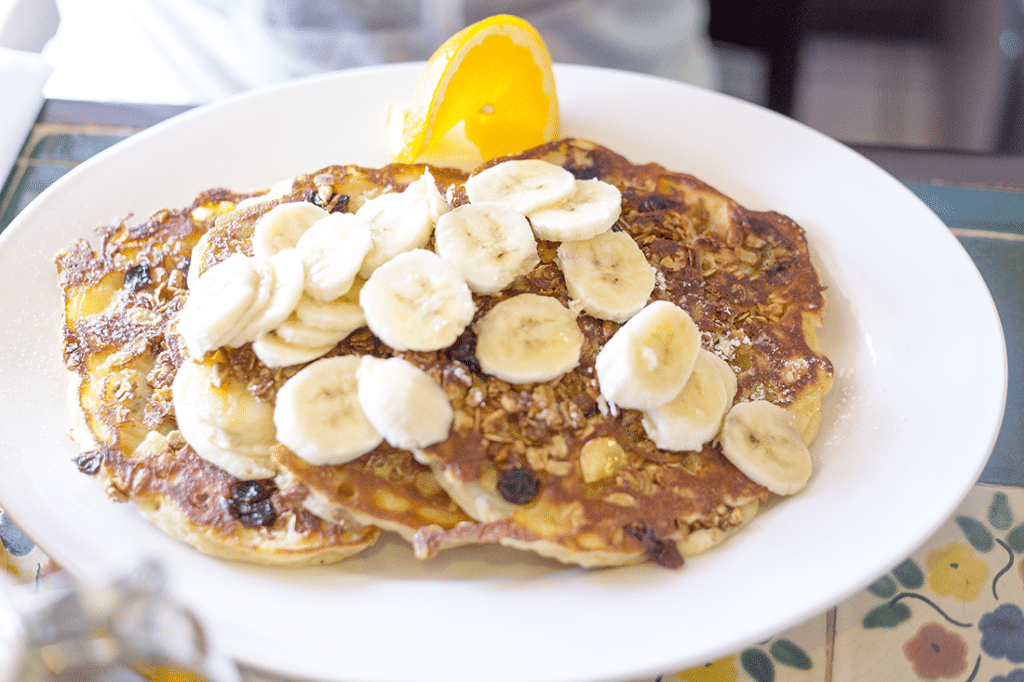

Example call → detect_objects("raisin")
231 480 272 502
625 522 684 569
226 480 277 527
74 451 103 475
496 467 540 505
446 329 481 374
308 189 350 214
123 263 150 292
331 194 350 214
637 195 678 213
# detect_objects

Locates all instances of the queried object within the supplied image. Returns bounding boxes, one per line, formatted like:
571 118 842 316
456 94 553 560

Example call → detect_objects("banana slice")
360 249 476 351
273 355 383 465
719 400 812 496
234 176 296 212
252 330 337 368
433 201 540 294
356 169 448 278
176 253 261 359
528 179 622 242
557 228 655 322
709 350 739 404
594 300 701 410
293 281 366 337
464 159 577 215
219 254 275 348
356 356 454 449
474 293 584 384
274 314 352 348
172 358 278 479
642 349 731 452
237 247 307 342
296 212 373 302
252 201 329 259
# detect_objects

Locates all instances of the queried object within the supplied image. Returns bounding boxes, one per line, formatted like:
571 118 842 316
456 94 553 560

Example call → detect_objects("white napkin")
0 48 52 189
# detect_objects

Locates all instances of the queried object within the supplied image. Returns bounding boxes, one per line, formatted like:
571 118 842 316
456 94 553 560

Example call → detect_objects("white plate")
0 64 1007 682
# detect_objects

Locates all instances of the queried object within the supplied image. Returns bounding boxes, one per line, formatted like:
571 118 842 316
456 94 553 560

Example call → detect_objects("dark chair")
996 0 1024 152
707 0 808 116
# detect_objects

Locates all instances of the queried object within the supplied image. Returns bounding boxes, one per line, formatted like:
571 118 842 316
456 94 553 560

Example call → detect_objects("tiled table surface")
2 102 1023 682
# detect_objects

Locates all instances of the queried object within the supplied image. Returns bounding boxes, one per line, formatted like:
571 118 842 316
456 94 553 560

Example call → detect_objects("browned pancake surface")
57 139 832 569
408 139 832 566
57 186 379 565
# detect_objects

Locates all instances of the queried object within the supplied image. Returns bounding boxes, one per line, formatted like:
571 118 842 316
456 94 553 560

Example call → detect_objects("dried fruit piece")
496 466 540 505
123 263 150 291
625 522 684 569
227 480 278 527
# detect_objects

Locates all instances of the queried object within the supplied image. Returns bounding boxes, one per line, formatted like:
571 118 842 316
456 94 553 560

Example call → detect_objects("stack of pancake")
56 138 832 569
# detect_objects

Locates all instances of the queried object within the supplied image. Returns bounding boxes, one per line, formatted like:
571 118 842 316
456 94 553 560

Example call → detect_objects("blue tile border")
907 181 1024 237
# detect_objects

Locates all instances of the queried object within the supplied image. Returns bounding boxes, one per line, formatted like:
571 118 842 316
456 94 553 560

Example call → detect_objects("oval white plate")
0 64 1006 682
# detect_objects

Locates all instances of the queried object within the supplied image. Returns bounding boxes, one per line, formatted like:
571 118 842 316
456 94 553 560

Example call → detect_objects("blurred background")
1 0 1021 152
710 0 1015 153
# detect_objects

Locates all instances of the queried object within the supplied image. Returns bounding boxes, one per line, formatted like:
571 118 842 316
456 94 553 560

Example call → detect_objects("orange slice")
385 14 559 169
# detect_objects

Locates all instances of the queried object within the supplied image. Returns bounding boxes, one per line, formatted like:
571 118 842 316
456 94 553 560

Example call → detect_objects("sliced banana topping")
642 349 733 452
360 249 476 351
719 400 812 496
172 358 278 479
293 281 366 338
273 355 383 465
464 159 577 214
595 300 701 410
356 169 449 278
252 330 338 369
233 176 296 212
474 293 584 384
527 178 622 242
356 356 454 449
220 254 275 348
274 314 352 348
557 228 655 322
434 201 540 294
177 253 263 359
295 212 373 302
252 201 329 259
232 248 306 345
709 349 738 404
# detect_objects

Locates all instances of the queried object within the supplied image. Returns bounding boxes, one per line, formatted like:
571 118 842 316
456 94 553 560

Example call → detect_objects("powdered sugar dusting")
822 367 858 448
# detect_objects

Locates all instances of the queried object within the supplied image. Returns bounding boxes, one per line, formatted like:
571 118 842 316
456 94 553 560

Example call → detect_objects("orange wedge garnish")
384 14 559 169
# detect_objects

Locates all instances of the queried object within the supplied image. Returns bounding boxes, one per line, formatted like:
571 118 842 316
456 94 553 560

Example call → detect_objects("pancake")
273 444 472 544
57 138 832 569
408 138 833 567
57 183 379 565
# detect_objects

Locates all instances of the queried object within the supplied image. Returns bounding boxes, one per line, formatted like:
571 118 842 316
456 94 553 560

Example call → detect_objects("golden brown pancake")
57 138 832 569
57 185 378 565
273 444 472 546
407 138 833 567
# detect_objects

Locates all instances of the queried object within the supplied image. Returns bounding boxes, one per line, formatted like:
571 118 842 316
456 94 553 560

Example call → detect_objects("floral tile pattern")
660 616 827 681
833 484 1024 682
